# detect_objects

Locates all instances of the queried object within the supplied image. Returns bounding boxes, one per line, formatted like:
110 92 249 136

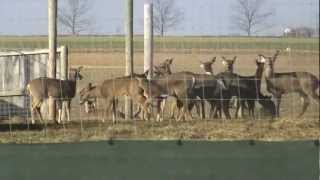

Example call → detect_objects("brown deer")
136 72 199 122
79 83 128 120
79 83 99 113
26 67 83 124
100 76 152 123
259 50 319 117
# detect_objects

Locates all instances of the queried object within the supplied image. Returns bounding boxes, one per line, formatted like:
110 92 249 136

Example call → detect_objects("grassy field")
0 35 319 52
0 36 319 143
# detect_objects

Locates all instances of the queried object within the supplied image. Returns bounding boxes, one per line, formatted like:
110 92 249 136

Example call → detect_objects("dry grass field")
0 48 319 143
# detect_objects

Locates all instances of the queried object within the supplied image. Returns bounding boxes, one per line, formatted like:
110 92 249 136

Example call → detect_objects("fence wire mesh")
0 0 319 143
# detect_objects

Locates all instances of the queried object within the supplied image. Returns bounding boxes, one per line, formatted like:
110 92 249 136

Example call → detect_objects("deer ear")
211 57 216 63
221 56 227 61
233 56 237 62
77 66 83 72
273 50 280 62
167 58 173 64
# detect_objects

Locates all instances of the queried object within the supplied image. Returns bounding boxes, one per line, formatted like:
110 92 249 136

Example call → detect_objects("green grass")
0 35 318 51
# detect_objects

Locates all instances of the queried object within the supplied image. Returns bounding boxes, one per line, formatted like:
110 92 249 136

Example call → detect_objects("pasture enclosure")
0 0 318 143
0 0 319 179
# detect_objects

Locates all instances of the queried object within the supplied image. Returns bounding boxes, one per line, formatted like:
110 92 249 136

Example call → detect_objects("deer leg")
102 99 112 123
298 93 310 117
30 101 36 125
84 101 90 113
160 99 166 122
35 106 43 125
222 100 231 119
274 95 282 117
156 99 162 122
169 99 177 119
133 106 142 119
56 101 62 124
237 99 245 119
66 101 71 122
309 90 320 104
234 99 240 118
200 100 205 120
247 100 255 119
112 98 117 124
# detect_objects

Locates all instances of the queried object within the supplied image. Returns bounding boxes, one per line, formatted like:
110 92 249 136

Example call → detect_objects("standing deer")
79 83 99 113
156 58 210 120
201 57 276 119
27 67 83 124
136 72 200 122
100 75 153 123
259 50 319 117
199 56 239 118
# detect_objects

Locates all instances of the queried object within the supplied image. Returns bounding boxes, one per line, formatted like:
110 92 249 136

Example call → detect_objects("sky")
0 0 319 36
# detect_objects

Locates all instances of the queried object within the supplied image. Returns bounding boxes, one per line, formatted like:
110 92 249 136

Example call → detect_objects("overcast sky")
0 0 318 36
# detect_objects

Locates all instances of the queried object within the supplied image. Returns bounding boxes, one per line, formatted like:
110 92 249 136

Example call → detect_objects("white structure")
283 28 292 37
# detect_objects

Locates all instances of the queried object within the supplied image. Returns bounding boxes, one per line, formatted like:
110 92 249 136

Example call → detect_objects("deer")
199 56 239 118
79 83 99 114
201 57 276 119
259 50 319 118
78 58 174 121
99 75 154 123
136 72 202 122
26 67 83 124
79 83 131 121
138 69 232 121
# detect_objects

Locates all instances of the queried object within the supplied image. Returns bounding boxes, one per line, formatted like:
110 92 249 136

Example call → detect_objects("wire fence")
0 54 319 143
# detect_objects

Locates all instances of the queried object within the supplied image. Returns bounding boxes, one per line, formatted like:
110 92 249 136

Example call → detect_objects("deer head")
79 82 95 105
200 57 216 75
221 56 236 73
70 66 83 80
155 58 173 75
258 50 281 78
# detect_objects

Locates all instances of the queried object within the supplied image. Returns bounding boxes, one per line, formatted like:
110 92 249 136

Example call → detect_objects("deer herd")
27 50 319 125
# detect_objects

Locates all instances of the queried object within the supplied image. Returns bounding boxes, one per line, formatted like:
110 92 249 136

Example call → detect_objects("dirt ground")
0 50 319 143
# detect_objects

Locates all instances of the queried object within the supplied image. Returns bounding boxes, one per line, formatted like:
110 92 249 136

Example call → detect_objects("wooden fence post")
48 0 57 123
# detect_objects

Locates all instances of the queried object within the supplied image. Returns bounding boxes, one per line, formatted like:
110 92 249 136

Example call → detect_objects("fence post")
144 3 154 79
48 0 57 123
125 0 134 120
60 46 68 121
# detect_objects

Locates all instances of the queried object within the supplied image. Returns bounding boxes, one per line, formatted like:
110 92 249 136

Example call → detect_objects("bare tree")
58 0 93 35
231 0 274 36
153 0 184 36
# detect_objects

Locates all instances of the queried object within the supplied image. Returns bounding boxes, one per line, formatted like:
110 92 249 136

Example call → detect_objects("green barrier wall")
0 141 318 180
